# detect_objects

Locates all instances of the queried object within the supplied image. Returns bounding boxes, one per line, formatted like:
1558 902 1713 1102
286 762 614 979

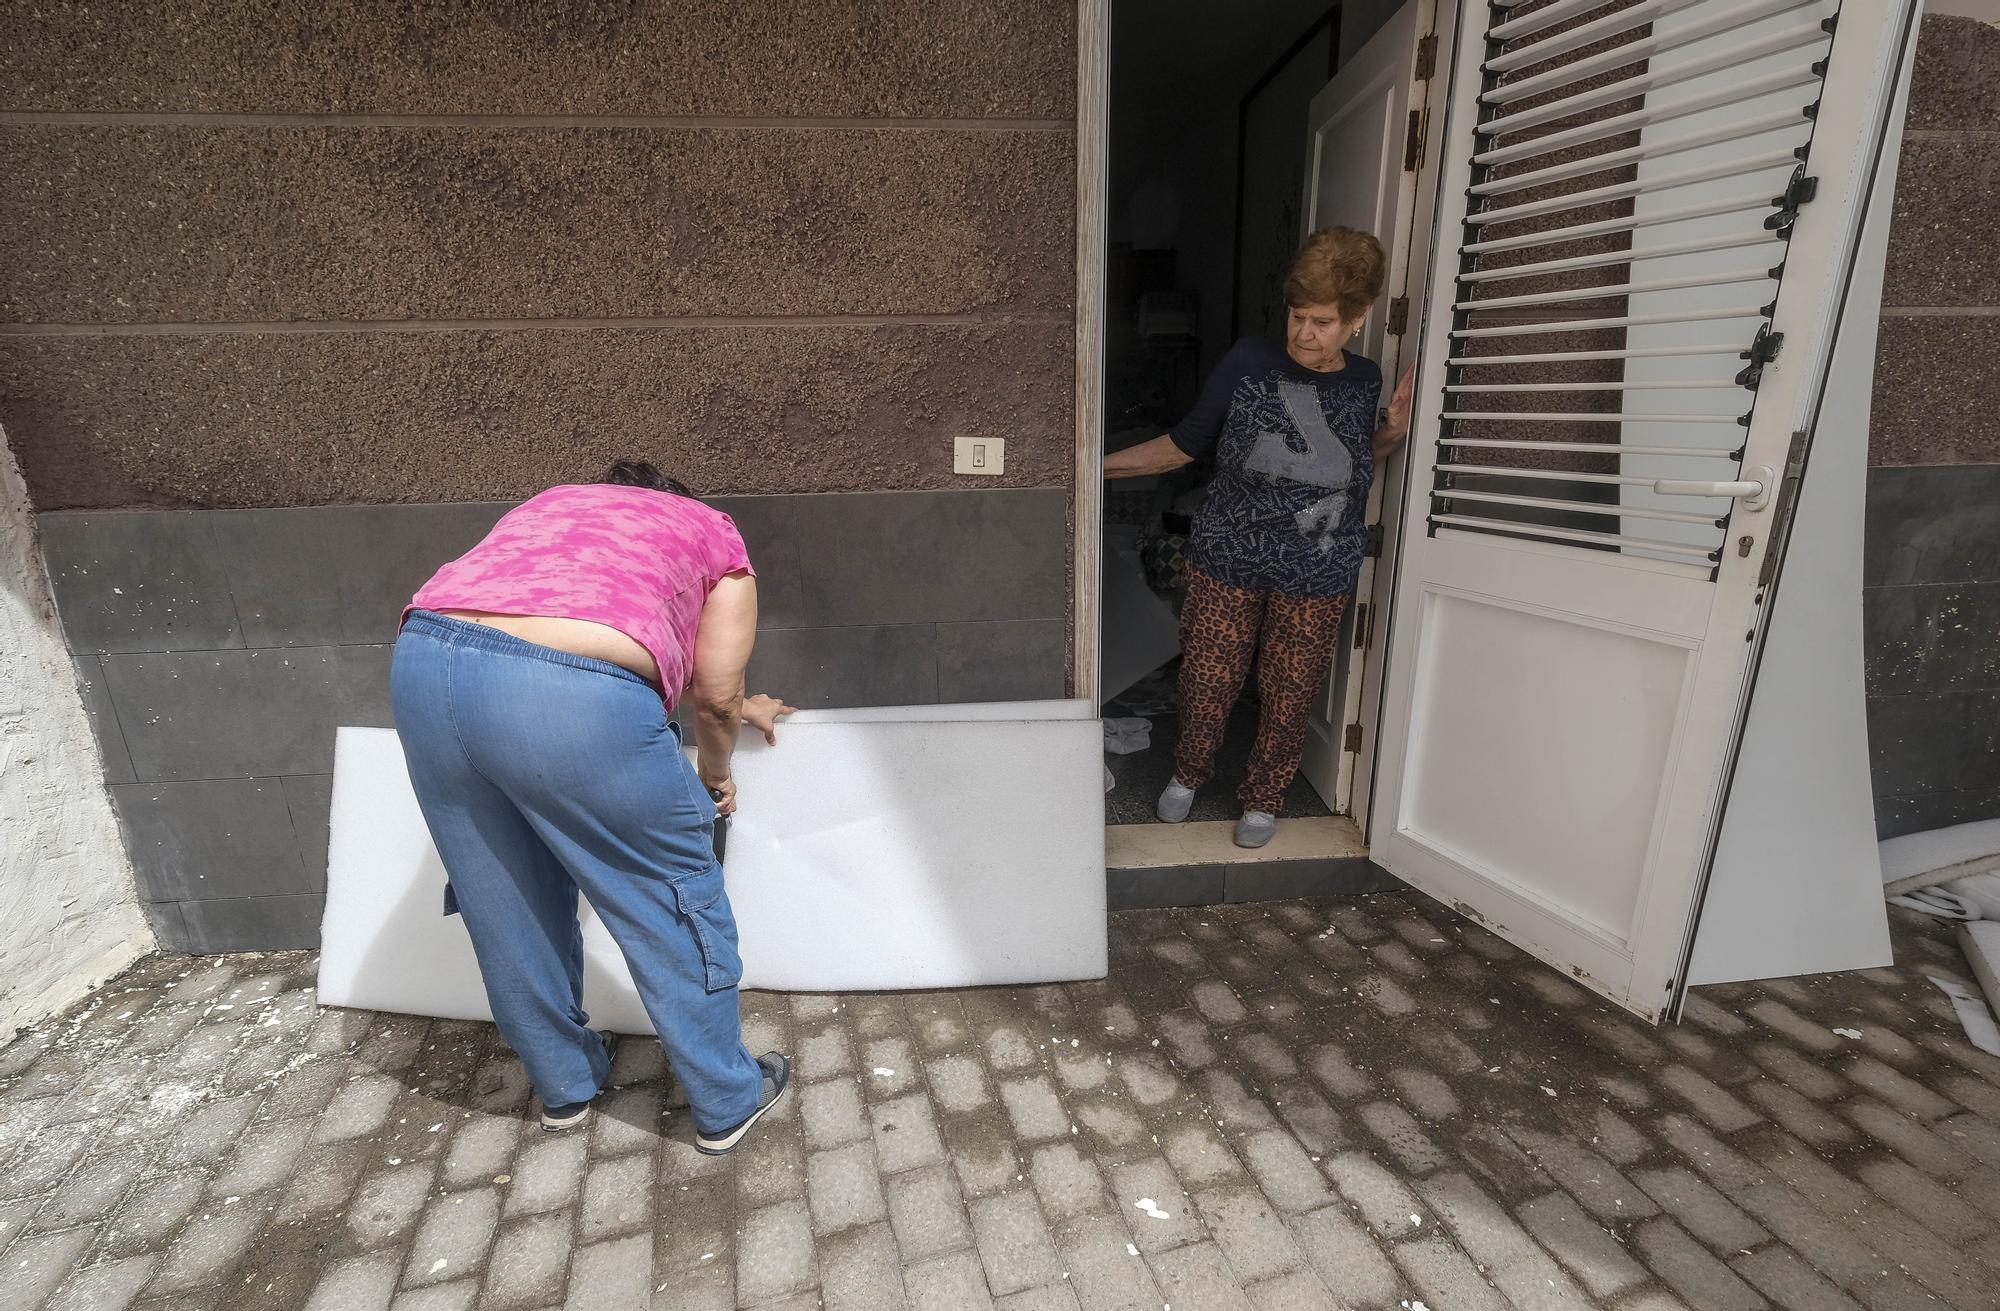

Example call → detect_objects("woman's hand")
742 694 796 745
1385 364 1415 437
1374 365 1417 459
704 773 738 816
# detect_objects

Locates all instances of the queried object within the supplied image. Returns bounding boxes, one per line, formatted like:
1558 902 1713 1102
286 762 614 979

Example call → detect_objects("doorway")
1096 0 1440 872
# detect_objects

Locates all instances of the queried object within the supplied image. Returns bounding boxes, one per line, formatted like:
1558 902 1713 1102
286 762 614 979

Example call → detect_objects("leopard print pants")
1173 567 1351 815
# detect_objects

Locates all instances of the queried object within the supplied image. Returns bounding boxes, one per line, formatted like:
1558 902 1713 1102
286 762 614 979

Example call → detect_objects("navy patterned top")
1170 336 1382 598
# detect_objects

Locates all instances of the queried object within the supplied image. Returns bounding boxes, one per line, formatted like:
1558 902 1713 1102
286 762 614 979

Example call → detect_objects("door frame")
1071 0 1444 836
1075 0 1110 706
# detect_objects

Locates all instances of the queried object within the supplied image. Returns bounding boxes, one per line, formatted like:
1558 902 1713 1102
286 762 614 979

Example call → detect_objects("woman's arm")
1104 435 1195 480
1372 365 1416 461
689 572 758 814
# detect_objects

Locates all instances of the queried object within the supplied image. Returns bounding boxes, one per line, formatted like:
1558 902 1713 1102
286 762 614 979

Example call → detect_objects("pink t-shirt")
406 485 753 708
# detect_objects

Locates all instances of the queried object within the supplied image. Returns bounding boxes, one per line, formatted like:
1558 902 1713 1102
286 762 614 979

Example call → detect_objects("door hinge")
1343 722 1365 753
1403 109 1423 172
1351 601 1374 650
1386 298 1411 336
1364 522 1385 557
1414 33 1439 80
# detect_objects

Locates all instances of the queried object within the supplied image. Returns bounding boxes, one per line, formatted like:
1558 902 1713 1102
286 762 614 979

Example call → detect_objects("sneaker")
540 1030 619 1131
1234 811 1277 849
695 1052 791 1156
1157 779 1197 823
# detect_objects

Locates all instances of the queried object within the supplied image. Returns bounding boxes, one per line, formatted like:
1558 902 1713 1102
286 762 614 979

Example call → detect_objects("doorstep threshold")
1105 815 1398 909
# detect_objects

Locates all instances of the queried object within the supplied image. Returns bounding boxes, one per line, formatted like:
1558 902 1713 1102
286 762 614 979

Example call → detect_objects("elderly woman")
391 460 794 1152
1107 227 1413 847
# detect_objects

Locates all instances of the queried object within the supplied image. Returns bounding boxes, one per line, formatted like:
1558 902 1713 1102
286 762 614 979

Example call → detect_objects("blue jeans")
389 610 763 1132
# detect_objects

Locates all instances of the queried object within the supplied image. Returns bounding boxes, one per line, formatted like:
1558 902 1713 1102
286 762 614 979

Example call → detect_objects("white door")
1296 0 1442 814
1369 0 1919 1020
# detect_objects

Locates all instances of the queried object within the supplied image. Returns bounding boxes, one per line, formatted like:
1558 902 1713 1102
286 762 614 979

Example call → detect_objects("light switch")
954 437 1006 476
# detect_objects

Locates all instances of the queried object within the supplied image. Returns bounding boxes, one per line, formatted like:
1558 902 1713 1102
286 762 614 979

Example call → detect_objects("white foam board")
319 706 1107 1031
1880 818 2000 895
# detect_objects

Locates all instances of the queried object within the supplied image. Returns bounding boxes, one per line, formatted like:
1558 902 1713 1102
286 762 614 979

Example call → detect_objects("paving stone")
1393 1234 1508 1311
800 1025 858 1082
1507 1131 1660 1223
1000 1076 1072 1142
1743 1079 1859 1150
1112 1053 1183 1109
820 1221 906 1310
1153 1011 1220 1069
970 1191 1065 1296
303 1251 401 1311
503 1133 587 1218
481 1213 573 1311
732 1118 808 1210
212 1116 316 1197
1658 1065 1764 1134
1515 1190 1649 1301
736 1199 816 1305
808 1141 889 1234
317 1076 404 1144
1200 1069 1279 1135
886 1162 973 1262
870 1091 947 1176
1105 1157 1203 1254
862 1038 922 1101
1239 1129 1335 1215
152 1203 268 1292
4 1227 98 1310
44 1252 158 1311
348 1163 439 1250
581 1151 654 1241
435 1117 517 1191
1855 1155 1989 1246
947 1116 1027 1199
1322 1151 1425 1240
1841 1098 1968 1180
927 1054 995 1117
562 1233 652 1310
1055 1213 1163 1311
1147 1240 1256 1311
802 1078 872 1150
1733 1245 1865 1311
1190 981 1251 1026
1194 1186 1305 1283
403 1187 501 1289
1162 1121 1247 1188
590 1085 665 1157
1842 1054 1958 1122
102 1173 206 1259
1629 1165 1770 1254
40 1150 146 1228
1631 1216 1768 1311
905 1248 995 1310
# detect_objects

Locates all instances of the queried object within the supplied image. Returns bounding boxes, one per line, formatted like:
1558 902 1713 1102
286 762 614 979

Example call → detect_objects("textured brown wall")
1873 14 2000 467
0 1 1078 510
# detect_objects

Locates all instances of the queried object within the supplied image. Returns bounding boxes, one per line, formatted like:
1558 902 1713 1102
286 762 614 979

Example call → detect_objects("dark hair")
598 460 694 499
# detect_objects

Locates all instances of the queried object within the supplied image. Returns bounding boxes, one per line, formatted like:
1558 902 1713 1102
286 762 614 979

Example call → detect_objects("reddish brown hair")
1284 226 1387 321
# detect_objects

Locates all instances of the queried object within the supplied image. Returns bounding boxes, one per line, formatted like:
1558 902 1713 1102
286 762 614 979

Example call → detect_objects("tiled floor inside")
3 894 1996 1310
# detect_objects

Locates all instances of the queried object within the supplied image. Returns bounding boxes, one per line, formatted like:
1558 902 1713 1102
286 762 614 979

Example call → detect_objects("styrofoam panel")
783 700 1094 725
319 707 1107 1030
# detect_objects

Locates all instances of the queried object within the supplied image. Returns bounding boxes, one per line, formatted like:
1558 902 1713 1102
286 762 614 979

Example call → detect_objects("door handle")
1649 464 1775 512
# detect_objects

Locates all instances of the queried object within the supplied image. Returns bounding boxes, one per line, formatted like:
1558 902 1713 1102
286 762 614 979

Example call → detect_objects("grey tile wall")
1863 464 2000 838
38 487 1073 951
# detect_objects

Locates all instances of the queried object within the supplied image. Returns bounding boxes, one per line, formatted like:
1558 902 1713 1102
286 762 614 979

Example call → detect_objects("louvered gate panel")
1431 0 1839 575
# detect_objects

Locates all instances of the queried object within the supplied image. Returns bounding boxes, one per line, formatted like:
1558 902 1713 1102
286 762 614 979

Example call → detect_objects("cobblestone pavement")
3 893 1997 1311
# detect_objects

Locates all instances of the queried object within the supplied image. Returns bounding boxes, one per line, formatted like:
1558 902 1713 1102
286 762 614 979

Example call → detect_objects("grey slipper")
1234 811 1277 849
1157 780 1197 823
